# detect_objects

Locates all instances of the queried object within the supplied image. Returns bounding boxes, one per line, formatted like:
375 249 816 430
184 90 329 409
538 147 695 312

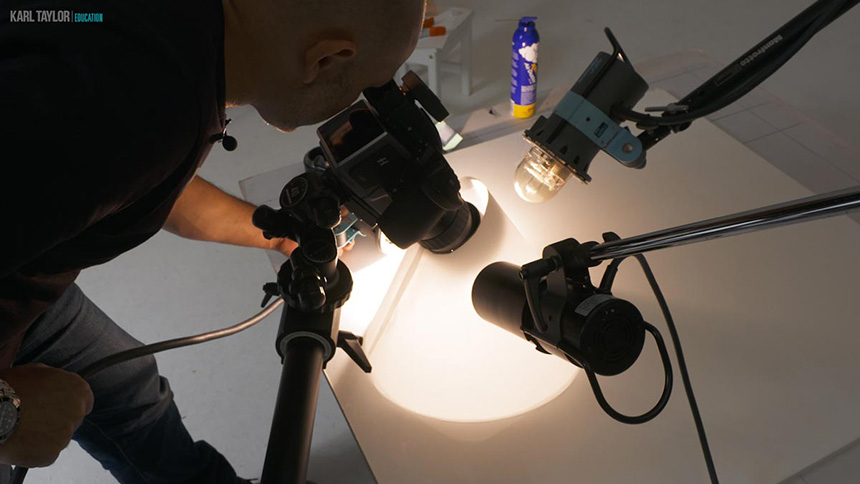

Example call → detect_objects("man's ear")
302 39 356 84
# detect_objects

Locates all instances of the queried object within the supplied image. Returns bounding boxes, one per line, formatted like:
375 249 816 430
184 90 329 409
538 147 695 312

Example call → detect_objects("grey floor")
29 0 860 483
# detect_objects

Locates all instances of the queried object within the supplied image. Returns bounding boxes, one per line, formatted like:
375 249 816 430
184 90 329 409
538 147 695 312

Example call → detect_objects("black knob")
260 282 280 307
252 206 293 239
280 176 310 209
312 197 341 229
290 275 326 310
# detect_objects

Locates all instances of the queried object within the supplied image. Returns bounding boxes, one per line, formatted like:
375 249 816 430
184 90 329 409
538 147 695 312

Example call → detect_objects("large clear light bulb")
513 145 575 203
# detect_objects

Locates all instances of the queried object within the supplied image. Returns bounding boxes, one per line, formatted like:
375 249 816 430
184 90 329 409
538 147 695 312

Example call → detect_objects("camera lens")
419 201 481 254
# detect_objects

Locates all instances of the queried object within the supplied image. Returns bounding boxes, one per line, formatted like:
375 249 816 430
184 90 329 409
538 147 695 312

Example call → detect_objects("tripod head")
252 169 369 371
252 71 483 372
252 72 483 484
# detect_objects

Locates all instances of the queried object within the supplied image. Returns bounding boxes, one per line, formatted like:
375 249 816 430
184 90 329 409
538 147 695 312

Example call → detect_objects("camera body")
312 72 479 253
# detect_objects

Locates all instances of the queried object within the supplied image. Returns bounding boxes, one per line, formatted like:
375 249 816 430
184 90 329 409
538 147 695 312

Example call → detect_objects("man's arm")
164 176 297 256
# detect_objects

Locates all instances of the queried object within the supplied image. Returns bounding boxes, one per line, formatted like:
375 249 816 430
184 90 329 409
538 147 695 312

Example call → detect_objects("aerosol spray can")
511 16 539 118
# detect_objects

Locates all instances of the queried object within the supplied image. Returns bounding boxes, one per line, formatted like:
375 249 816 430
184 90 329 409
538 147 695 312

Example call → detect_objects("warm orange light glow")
338 178 489 337
366 179 578 422
338 239 406 336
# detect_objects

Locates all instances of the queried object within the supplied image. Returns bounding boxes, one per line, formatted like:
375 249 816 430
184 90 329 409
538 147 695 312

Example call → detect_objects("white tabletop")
318 90 860 484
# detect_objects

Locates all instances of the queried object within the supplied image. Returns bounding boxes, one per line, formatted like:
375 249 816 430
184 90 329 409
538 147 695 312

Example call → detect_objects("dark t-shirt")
0 0 226 367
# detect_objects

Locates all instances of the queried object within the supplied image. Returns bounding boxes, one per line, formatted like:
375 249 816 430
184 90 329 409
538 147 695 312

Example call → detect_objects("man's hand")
270 207 353 258
165 176 298 253
165 177 363 259
272 237 298 257
0 364 94 468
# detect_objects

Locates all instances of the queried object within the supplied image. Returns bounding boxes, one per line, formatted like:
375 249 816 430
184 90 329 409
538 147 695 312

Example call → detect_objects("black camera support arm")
631 0 860 150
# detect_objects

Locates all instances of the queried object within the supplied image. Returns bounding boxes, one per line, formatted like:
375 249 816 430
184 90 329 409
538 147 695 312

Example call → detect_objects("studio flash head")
470 237 674 425
514 29 648 203
471 260 646 376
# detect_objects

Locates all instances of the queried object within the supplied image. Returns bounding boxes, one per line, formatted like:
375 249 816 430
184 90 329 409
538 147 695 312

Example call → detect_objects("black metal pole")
637 0 860 149
260 338 326 484
677 0 860 113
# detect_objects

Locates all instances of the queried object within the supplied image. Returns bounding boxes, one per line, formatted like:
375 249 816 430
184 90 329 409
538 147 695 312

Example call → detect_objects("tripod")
253 171 372 484
8 170 372 484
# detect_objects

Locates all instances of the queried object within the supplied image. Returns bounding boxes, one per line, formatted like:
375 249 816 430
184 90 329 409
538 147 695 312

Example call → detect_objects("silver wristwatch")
0 379 21 445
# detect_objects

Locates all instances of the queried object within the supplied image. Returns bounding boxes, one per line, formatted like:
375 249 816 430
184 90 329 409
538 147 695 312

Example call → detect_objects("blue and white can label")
511 16 539 118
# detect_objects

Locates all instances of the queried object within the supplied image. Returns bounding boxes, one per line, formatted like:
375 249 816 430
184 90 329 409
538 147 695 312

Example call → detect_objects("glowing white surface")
367 181 577 422
338 246 405 336
240 90 860 484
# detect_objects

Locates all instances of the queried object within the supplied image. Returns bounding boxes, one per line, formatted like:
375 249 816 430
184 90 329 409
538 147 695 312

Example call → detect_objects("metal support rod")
260 339 326 484
676 0 860 116
590 186 860 261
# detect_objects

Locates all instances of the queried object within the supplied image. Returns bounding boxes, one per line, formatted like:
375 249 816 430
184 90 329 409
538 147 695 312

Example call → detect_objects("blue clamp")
553 91 643 166
334 212 365 249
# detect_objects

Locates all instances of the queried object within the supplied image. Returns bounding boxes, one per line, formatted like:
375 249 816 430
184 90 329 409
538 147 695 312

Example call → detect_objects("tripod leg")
261 339 325 484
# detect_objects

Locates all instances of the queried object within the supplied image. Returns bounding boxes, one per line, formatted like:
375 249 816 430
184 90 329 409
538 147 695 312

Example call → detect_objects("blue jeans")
4 283 243 483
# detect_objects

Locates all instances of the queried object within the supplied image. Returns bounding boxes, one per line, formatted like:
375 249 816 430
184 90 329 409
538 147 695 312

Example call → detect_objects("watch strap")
0 378 21 445
0 378 17 398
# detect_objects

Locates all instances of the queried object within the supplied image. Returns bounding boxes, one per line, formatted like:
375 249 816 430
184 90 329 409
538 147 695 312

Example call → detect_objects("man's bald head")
223 0 426 131
292 0 423 47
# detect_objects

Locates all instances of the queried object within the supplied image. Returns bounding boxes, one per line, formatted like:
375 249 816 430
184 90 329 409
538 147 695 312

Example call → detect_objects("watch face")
0 401 18 434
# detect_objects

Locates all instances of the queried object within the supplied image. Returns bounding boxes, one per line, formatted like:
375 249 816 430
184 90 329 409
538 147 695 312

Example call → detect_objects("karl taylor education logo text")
9 10 103 22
